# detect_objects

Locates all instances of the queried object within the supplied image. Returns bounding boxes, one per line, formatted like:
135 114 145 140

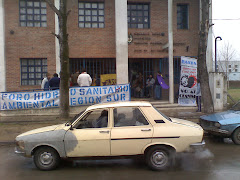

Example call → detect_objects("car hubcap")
237 133 240 140
152 151 168 167
40 152 53 165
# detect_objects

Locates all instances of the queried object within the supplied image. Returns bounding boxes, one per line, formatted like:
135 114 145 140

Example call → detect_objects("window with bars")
78 2 105 28
19 0 47 27
177 4 189 29
127 3 150 29
21 58 47 86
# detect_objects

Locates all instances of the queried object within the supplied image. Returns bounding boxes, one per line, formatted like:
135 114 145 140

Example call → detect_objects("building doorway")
129 58 181 100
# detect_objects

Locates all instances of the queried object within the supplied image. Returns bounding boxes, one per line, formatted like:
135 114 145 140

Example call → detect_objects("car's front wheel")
33 147 60 171
145 146 174 171
232 128 240 145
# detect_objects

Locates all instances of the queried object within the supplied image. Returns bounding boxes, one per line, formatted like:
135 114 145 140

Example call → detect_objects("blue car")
200 102 240 145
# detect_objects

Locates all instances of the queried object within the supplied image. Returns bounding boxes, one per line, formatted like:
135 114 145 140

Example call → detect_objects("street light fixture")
215 36 222 72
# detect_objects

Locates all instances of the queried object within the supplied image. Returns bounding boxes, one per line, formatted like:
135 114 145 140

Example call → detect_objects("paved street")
1 138 240 180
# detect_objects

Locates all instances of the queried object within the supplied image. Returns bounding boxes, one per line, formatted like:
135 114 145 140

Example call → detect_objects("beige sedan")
15 101 204 171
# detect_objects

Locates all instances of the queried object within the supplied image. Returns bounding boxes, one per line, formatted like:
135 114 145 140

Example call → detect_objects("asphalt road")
1 138 240 180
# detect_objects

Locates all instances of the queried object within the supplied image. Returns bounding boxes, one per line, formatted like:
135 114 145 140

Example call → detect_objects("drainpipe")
55 0 60 75
0 0 6 92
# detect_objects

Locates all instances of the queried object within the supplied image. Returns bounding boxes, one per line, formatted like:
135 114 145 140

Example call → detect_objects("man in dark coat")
49 73 60 90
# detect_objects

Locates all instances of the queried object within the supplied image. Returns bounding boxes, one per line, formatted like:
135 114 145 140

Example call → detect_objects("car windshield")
231 101 240 111
153 106 172 122
65 109 86 125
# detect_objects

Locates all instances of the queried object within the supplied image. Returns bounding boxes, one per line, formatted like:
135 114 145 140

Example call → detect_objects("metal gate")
129 58 181 98
70 58 181 97
70 58 116 78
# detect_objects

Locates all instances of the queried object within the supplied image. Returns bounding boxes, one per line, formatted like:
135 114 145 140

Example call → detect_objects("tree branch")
51 32 60 39
44 0 61 17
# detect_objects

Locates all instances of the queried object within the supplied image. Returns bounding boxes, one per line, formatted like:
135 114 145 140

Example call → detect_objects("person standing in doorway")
146 74 155 98
196 79 202 112
134 72 144 98
41 73 51 91
71 71 79 86
49 73 60 90
77 68 92 87
154 71 162 100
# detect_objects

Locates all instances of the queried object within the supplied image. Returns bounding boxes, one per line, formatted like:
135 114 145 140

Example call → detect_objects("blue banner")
0 84 130 110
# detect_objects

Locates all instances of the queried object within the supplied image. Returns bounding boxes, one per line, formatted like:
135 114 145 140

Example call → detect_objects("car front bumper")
187 140 206 152
15 146 26 157
204 127 230 137
190 140 205 147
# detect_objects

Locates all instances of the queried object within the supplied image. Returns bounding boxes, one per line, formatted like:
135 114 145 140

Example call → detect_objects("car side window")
75 109 108 129
114 107 149 127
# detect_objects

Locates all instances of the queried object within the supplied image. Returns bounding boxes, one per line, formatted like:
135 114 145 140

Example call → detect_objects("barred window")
177 4 189 29
128 3 150 29
19 0 47 27
21 58 47 86
78 2 105 28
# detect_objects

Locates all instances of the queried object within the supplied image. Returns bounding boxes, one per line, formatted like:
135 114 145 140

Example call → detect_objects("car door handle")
141 129 151 131
99 130 110 134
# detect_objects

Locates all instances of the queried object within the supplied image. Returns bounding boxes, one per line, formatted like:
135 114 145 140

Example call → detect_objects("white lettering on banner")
0 84 130 110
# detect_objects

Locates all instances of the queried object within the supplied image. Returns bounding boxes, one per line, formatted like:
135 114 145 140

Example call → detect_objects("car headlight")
16 140 25 150
214 122 221 128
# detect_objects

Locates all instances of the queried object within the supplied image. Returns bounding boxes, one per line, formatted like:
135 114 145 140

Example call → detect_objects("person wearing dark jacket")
49 73 60 90
154 71 162 100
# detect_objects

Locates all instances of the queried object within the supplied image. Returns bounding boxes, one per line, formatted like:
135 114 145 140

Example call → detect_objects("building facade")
0 0 201 100
217 61 240 81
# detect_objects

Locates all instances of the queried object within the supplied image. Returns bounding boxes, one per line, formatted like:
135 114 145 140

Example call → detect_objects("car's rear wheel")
232 128 240 145
145 146 174 171
33 147 60 171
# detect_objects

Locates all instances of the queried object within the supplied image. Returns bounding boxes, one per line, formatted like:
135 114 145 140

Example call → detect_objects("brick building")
0 0 208 101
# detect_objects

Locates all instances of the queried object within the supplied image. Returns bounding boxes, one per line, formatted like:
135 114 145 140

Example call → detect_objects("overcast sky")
212 0 240 60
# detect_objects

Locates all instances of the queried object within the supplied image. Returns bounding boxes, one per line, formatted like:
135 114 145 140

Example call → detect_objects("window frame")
127 3 150 29
20 58 47 86
19 0 47 27
74 108 109 129
113 106 149 127
78 1 105 28
177 4 189 30
228 64 232 72
235 65 238 72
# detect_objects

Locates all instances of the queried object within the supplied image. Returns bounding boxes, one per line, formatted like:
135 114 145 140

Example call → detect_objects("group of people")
41 73 60 91
131 71 166 100
41 69 93 91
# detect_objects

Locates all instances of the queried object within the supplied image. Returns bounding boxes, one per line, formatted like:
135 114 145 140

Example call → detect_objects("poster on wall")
101 74 116 86
178 56 197 106
0 84 130 110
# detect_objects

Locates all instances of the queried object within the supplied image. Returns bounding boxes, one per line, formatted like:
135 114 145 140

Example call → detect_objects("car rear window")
153 106 172 122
